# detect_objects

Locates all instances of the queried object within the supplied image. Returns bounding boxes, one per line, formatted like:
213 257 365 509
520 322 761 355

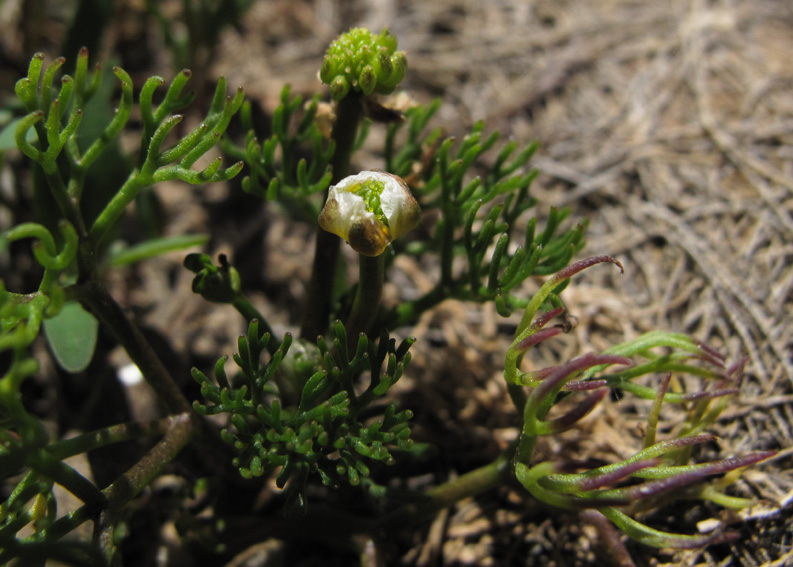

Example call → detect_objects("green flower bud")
358 65 377 96
320 28 408 101
184 253 241 303
377 49 393 79
329 75 350 100
318 171 421 257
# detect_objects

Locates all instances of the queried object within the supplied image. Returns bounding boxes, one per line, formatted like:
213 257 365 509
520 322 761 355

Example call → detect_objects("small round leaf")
43 301 99 373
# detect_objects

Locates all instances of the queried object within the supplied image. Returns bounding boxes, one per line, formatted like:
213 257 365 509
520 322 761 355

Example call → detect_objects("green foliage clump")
0 47 242 565
380 103 584 326
224 85 333 221
192 320 414 514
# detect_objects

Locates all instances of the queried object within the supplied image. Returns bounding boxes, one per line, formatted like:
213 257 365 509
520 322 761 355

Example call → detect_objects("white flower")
319 170 421 256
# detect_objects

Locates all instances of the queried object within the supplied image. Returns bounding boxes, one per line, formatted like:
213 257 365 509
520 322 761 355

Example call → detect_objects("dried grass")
1 0 791 565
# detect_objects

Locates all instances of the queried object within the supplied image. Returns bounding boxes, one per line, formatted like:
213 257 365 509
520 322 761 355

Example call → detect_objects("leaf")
0 116 38 152
108 233 209 267
43 301 99 373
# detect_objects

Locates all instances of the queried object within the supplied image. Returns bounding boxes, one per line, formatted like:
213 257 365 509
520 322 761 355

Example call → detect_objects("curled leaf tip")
532 307 566 331
515 326 562 353
554 255 623 284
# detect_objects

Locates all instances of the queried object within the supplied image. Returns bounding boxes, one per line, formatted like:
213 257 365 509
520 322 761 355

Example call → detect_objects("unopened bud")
319 171 421 256
320 28 408 101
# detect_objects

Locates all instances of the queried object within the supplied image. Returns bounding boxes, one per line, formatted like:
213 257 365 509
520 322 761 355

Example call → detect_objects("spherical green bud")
318 171 421 256
320 27 408 101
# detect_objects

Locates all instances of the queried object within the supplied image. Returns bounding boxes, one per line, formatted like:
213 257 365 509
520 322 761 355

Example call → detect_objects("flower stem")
345 253 385 352
301 93 363 340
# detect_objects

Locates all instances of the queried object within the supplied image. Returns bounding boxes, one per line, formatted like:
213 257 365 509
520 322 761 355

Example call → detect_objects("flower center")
350 179 388 228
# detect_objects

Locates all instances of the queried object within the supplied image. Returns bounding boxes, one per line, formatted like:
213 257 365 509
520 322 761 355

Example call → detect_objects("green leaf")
43 301 99 373
108 234 209 267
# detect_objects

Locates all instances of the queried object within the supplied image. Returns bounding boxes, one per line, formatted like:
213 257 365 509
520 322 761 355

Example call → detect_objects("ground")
0 0 791 566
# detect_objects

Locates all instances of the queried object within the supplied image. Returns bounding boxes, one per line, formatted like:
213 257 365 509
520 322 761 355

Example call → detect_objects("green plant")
0 27 773 566
144 0 257 102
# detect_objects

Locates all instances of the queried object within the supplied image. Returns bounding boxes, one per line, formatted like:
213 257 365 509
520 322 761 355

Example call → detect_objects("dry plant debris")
1 0 791 565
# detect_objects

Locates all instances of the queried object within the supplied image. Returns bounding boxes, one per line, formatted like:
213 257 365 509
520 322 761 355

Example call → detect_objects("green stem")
507 382 528 414
88 170 149 247
217 447 514 553
383 286 446 329
74 280 193 416
425 448 513 508
345 254 384 352
378 446 514 530
514 428 538 472
38 162 87 239
34 413 193 545
46 418 174 460
28 112 88 239
301 93 363 340
231 294 278 355
94 412 193 562
25 451 105 510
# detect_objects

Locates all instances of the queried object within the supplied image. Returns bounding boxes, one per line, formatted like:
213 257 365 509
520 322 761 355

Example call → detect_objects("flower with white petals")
319 171 421 256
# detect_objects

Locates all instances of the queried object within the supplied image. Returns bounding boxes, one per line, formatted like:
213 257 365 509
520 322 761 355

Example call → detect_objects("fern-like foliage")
192 319 414 514
378 103 586 328
223 85 334 222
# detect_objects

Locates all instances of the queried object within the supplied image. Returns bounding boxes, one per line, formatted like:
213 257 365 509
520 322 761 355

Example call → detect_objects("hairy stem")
31 413 194 552
87 170 149 247
301 93 363 340
95 412 193 561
